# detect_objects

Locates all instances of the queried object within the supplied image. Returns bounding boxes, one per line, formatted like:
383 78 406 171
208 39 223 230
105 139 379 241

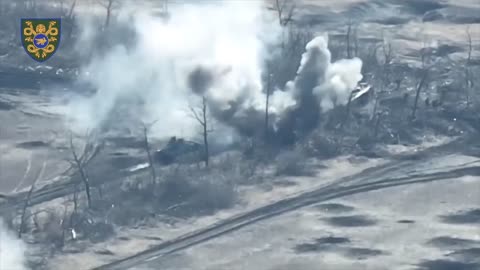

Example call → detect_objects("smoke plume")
288 35 363 112
0 219 27 270
67 1 363 143
68 1 286 140
273 35 363 142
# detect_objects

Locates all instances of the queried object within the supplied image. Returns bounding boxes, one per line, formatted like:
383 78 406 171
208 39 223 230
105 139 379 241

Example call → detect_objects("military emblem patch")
21 18 61 62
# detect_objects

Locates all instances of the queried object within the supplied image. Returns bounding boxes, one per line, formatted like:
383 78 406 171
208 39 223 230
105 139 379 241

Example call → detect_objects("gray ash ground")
0 0 479 269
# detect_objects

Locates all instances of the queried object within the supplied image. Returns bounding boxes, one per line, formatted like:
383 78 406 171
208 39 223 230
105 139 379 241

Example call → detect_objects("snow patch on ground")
380 134 454 156
46 155 384 270
134 162 480 270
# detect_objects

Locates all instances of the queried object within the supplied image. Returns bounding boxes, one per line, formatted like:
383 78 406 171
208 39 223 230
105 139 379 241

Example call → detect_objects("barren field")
0 0 479 270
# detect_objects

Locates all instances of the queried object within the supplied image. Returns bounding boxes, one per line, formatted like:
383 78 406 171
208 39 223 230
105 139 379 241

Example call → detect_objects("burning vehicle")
153 137 202 165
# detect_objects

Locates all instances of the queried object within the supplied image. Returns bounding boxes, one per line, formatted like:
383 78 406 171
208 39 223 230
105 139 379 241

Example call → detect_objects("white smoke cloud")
67 1 363 141
67 1 287 140
0 219 27 270
289 35 363 112
315 57 363 111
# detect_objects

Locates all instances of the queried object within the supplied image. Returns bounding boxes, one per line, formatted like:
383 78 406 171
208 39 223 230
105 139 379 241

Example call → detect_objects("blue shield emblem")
21 18 61 62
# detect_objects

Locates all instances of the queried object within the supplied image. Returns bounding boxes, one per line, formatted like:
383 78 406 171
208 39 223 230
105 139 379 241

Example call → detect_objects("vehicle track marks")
93 164 480 270
13 152 32 193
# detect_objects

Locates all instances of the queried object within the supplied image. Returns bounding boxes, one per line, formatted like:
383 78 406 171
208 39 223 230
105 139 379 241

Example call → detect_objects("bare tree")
141 120 158 185
411 68 430 120
465 26 473 107
97 0 119 29
189 96 212 168
380 34 394 87
60 203 69 246
411 37 432 120
341 90 356 128
370 91 380 121
18 161 46 238
382 41 394 66
64 0 77 41
353 24 359 58
346 19 353 58
270 0 296 27
264 73 273 142
70 183 78 227
68 130 102 209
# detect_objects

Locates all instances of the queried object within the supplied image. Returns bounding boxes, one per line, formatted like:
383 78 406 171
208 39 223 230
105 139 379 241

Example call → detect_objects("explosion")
68 1 363 144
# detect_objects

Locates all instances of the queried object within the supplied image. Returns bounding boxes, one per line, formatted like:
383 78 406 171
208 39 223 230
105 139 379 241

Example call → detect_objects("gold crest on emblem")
21 18 61 62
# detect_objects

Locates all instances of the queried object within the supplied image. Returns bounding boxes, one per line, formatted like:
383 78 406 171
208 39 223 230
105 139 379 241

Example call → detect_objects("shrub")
36 211 64 248
191 172 237 213
275 149 310 176
108 205 151 226
159 168 197 203
302 132 339 158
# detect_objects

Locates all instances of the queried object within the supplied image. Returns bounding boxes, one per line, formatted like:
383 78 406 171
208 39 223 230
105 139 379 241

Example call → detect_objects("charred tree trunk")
465 27 472 107
60 204 68 247
346 22 352 58
264 73 271 142
190 97 210 168
69 134 92 209
202 97 209 167
374 113 382 139
353 25 359 57
18 162 45 238
371 95 379 121
66 0 77 41
143 124 157 185
411 70 429 120
105 0 113 28
70 183 78 230
341 91 355 128
18 184 35 238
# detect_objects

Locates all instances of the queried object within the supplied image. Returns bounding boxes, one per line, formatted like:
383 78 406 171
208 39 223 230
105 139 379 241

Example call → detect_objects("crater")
417 259 479 270
427 237 480 250
294 236 350 253
323 215 377 227
111 152 128 156
316 236 351 245
343 247 385 260
94 249 115 256
397 219 415 224
447 248 480 264
16 140 50 149
440 209 480 224
144 236 163 241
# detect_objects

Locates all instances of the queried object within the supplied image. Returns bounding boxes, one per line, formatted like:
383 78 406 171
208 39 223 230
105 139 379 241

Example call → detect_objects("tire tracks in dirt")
1 136 466 214
93 162 480 269
13 152 32 193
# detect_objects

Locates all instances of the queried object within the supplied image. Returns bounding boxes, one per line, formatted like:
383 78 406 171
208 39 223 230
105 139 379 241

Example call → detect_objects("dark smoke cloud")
188 66 214 95
67 3 361 146
275 35 363 143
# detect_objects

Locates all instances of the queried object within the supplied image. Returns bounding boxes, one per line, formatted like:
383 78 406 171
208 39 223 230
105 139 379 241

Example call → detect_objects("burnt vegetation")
0 0 479 267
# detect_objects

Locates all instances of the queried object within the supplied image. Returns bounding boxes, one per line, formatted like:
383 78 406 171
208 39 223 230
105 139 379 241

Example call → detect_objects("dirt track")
92 158 480 270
